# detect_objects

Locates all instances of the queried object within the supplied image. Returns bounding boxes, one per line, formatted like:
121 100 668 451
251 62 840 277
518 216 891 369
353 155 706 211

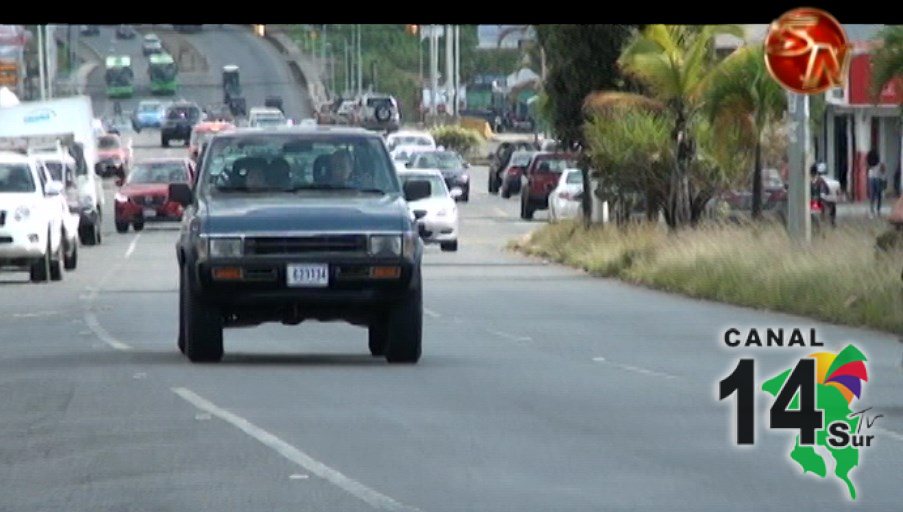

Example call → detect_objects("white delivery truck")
0 95 104 245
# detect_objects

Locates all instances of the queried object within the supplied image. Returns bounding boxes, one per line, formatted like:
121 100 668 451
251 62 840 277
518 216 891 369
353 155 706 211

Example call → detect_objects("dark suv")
169 126 431 363
161 102 203 147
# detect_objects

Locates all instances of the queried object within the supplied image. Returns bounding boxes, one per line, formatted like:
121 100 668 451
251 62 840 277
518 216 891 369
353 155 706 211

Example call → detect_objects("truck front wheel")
385 283 422 364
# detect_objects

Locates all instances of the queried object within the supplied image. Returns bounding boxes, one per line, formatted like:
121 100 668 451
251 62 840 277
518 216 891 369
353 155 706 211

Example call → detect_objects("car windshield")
565 170 583 184
127 163 187 184
0 164 36 192
413 152 462 170
535 157 577 172
399 173 448 199
168 107 199 121
98 136 120 149
200 134 400 195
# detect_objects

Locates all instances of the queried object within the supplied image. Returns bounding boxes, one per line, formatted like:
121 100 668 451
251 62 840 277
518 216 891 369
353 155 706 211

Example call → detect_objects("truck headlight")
13 206 30 221
460 174 469 182
402 231 417 259
368 235 402 257
209 238 243 258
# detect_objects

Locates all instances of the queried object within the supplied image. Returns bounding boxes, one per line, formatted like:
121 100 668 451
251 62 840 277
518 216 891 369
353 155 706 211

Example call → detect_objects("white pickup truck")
0 150 79 282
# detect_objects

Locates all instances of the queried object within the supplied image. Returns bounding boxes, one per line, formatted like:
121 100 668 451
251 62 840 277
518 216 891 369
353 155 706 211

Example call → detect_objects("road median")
510 220 903 335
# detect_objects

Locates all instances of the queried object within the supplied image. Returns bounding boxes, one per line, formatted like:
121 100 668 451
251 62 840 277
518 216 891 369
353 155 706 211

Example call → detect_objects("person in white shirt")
866 150 887 217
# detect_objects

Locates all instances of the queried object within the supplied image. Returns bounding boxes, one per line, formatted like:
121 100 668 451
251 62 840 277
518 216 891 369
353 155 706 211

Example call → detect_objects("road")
2 27 902 512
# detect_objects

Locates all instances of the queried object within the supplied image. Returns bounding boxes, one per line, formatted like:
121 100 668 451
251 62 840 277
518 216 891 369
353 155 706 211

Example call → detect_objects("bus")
104 55 134 98
148 53 178 95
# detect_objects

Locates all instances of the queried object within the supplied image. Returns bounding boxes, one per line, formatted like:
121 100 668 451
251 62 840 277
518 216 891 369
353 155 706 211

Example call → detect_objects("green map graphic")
763 369 860 499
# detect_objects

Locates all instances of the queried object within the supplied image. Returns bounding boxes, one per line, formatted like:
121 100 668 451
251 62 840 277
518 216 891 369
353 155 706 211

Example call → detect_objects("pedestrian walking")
867 150 887 217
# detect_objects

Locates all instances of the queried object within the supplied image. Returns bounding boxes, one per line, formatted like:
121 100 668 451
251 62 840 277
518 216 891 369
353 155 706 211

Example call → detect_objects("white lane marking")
125 233 142 259
592 356 679 380
171 387 422 512
133 372 147 379
424 308 441 318
874 427 903 443
84 311 132 351
494 207 508 217
486 329 532 342
12 311 59 318
290 474 310 480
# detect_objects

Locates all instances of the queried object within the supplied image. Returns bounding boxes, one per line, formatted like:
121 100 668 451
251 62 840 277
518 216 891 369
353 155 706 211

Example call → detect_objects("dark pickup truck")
170 126 431 363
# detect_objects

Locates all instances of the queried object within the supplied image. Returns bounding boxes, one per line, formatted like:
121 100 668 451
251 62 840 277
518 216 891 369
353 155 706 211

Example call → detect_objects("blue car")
131 100 168 131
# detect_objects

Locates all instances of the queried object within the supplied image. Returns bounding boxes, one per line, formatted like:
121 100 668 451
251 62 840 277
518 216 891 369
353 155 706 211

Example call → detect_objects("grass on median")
510 219 903 335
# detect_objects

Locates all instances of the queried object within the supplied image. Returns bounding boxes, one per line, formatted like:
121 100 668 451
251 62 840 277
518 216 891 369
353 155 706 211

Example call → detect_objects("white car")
390 144 427 165
398 169 460 252
0 151 77 281
386 130 436 152
247 107 287 128
142 34 163 56
548 168 584 223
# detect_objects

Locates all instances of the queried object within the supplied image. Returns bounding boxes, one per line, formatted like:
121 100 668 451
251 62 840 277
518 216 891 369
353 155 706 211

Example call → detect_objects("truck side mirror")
403 179 431 202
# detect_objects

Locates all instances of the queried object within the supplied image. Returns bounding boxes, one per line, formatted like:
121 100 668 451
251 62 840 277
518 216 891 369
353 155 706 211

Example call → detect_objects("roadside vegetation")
512 219 903 335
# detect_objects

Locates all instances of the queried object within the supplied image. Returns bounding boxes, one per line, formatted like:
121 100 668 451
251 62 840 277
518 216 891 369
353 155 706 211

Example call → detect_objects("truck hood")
202 193 409 233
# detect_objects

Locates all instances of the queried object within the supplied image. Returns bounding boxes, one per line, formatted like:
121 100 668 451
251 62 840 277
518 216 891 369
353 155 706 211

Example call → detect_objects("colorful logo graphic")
720 343 878 500
764 7 850 94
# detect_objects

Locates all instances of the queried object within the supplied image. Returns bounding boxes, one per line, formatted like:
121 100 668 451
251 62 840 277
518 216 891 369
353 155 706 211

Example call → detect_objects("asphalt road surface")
2 28 902 512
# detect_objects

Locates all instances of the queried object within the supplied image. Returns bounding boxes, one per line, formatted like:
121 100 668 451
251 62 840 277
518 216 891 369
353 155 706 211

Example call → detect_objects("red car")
114 158 195 233
499 150 536 198
519 152 578 220
95 133 132 178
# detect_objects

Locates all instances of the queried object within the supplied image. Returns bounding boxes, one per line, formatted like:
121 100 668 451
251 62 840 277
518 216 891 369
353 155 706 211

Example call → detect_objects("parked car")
0 151 76 281
520 152 579 220
95 132 132 178
131 100 168 132
406 149 471 202
115 25 136 39
168 126 429 363
398 169 459 251
548 168 584 223
142 34 163 56
161 101 203 147
499 150 535 198
114 158 195 233
79 25 100 36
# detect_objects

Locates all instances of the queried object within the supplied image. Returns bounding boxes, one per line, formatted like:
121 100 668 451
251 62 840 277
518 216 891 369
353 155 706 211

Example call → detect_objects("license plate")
143 208 156 218
286 263 329 287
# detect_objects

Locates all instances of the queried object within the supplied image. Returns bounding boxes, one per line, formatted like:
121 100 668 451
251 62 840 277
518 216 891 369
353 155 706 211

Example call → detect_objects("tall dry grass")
512 220 903 334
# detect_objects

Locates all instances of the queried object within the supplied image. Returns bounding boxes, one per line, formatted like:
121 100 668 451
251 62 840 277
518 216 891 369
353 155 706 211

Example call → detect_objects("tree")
616 24 744 229
703 44 786 219
870 25 903 99
535 24 635 225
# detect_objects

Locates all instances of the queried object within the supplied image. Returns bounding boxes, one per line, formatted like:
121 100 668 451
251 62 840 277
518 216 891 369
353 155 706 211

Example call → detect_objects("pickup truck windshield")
200 134 400 195
0 164 36 193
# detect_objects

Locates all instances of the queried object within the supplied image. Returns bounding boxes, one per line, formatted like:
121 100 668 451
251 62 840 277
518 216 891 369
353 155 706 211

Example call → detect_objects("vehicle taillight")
810 199 822 212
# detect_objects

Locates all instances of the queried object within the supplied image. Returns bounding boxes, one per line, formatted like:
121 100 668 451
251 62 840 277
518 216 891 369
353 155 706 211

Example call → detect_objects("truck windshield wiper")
290 184 386 194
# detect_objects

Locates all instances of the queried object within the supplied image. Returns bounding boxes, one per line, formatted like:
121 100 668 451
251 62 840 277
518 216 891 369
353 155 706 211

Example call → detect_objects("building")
717 24 902 200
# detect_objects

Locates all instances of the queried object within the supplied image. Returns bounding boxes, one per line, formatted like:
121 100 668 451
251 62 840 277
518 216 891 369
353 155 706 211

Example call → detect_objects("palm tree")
870 25 903 99
703 44 786 219
616 24 744 228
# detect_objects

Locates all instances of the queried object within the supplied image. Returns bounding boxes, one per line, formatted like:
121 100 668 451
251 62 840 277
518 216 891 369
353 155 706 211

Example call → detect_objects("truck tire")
440 240 458 252
64 238 78 270
50 234 64 281
178 266 187 354
182 264 224 362
161 135 170 147
29 236 51 283
115 220 129 233
368 318 388 356
520 193 534 220
385 280 422 364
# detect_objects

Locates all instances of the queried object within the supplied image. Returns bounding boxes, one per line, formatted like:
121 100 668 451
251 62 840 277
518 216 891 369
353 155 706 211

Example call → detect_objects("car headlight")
209 238 243 258
114 192 128 203
13 206 30 221
460 174 469 182
368 235 402 257
402 231 417 259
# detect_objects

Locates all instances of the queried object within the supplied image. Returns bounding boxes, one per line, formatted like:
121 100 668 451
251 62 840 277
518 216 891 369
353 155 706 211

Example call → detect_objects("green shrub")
430 125 484 157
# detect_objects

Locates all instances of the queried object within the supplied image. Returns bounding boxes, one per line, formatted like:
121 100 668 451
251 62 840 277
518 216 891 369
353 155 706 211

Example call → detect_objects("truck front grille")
245 235 367 256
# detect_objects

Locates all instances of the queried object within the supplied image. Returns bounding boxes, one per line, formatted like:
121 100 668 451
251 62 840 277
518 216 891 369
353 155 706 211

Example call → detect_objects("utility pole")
430 25 439 117
787 91 811 243
321 25 327 95
344 36 350 96
356 24 362 97
37 25 46 100
445 24 453 116
454 25 460 117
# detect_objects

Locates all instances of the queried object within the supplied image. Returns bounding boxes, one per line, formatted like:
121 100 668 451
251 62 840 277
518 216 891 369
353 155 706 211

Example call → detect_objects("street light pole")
37 25 47 100
356 24 363 96
787 91 812 243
